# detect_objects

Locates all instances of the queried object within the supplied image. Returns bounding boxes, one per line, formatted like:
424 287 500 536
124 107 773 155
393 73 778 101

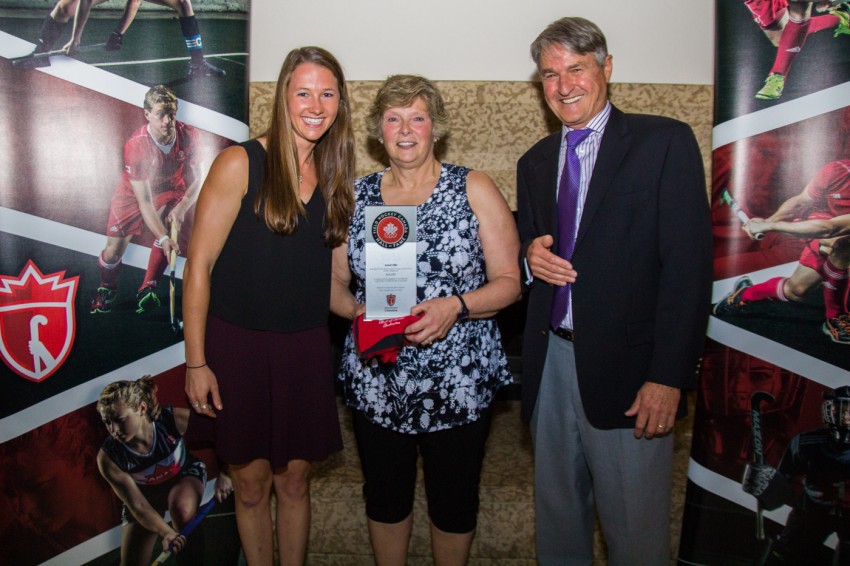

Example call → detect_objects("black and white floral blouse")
338 163 512 434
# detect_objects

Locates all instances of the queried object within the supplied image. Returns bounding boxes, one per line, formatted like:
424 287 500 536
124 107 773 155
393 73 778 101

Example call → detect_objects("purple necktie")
550 128 592 330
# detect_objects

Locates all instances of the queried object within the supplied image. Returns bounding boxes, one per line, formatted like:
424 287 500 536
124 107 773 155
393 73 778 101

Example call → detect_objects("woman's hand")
406 297 461 346
214 470 234 502
162 531 186 554
185 365 222 418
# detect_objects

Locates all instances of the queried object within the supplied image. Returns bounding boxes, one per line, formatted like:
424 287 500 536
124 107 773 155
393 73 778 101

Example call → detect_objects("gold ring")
200 404 209 410
191 403 200 408
657 424 664 429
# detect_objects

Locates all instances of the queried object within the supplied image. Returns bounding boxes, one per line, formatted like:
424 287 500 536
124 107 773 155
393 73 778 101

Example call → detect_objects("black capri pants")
351 408 492 534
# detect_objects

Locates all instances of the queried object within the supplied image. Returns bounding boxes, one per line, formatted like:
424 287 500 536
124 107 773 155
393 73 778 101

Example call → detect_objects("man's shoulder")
620 112 692 136
176 121 200 142
519 131 560 165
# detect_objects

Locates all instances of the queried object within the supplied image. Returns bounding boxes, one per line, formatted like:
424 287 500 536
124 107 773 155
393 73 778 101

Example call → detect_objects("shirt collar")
560 101 611 138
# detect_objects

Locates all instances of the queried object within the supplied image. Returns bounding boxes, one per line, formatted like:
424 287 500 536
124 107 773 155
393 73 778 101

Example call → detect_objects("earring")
378 138 384 144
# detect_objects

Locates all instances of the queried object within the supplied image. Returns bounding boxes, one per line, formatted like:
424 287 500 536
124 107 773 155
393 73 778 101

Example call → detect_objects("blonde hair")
143 85 178 112
97 375 160 421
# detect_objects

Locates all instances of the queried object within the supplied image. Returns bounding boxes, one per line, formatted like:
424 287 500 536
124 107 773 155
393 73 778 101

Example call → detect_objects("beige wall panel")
250 81 713 209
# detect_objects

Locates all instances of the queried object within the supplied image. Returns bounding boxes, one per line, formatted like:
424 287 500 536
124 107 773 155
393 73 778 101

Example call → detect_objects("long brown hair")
258 46 355 247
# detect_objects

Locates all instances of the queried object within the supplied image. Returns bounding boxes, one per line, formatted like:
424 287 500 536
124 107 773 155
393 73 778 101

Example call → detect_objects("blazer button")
540 330 547 336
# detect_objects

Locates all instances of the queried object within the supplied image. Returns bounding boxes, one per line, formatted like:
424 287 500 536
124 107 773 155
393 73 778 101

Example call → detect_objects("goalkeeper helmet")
823 385 850 444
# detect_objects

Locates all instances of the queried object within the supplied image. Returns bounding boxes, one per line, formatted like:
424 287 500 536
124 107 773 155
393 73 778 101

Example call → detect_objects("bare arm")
97 450 184 550
406 171 521 344
461 170 522 317
64 0 94 54
183 145 248 418
330 243 364 320
168 160 206 232
748 214 850 239
129 178 178 257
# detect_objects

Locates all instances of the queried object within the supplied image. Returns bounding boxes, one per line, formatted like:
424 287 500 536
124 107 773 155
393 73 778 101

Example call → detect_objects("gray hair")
530 17 608 69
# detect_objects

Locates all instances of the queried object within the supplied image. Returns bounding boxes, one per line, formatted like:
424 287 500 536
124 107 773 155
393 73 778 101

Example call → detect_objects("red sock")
807 13 839 34
139 243 168 291
98 252 121 289
741 277 787 302
823 259 848 319
770 17 811 76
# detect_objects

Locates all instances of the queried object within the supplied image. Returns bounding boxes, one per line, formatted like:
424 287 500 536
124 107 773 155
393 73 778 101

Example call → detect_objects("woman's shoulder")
355 168 386 186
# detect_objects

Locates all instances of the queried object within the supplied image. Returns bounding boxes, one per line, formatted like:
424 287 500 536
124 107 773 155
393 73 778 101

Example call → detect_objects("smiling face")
380 97 436 168
144 102 177 145
539 44 611 130
286 62 340 149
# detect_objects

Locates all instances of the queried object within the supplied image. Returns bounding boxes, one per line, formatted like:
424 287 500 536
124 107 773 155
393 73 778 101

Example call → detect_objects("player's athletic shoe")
755 73 785 100
712 276 754 316
90 286 117 314
136 285 161 314
831 3 850 36
188 59 226 78
106 31 124 51
822 314 850 344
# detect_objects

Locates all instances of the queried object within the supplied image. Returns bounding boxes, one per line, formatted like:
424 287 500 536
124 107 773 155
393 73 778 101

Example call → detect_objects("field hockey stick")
149 497 216 566
168 222 183 334
11 43 107 67
750 390 775 541
721 188 764 240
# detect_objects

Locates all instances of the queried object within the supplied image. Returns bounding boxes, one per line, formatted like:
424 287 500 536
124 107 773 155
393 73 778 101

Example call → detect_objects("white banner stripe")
0 343 184 443
40 482 219 565
94 52 248 68
688 457 790 520
712 81 850 149
709 265 850 386
687 458 838 550
0 30 249 143
0 206 186 276
707 317 850 387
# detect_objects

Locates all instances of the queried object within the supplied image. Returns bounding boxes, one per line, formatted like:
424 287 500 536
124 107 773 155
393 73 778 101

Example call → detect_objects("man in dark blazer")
516 17 713 565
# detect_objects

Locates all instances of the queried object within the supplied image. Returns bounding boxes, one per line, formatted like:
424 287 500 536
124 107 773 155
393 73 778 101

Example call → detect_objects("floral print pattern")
339 163 512 433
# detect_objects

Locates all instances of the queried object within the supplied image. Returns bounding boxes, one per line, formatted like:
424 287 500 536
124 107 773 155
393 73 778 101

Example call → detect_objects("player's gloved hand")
62 39 80 56
742 463 790 510
106 31 124 51
742 463 775 496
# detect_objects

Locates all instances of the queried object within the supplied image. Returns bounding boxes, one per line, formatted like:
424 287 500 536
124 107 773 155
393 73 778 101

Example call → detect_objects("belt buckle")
554 327 574 341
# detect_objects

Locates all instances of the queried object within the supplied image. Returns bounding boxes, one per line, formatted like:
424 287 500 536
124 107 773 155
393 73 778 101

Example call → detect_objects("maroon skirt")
203 315 342 468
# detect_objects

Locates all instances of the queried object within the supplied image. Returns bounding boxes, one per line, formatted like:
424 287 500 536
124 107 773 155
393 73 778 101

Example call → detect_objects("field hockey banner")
678 2 850 564
0 3 248 563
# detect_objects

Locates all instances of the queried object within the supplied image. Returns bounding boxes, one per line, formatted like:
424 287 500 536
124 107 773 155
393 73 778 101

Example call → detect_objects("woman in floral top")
331 75 520 565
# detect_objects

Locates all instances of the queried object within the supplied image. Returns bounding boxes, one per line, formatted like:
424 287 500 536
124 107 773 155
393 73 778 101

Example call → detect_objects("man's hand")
526 235 577 286
743 218 768 240
624 382 680 438
161 237 180 259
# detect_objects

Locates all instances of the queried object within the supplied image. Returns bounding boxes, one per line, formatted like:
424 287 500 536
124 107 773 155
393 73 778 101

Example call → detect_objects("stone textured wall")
250 81 713 208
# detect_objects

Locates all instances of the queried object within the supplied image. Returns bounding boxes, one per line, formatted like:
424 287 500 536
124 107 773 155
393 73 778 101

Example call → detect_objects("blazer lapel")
530 132 562 239
575 106 630 251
